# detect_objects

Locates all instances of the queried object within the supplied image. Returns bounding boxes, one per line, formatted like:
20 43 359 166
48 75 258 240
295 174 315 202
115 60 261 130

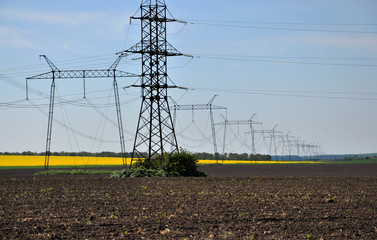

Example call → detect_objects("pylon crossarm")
171 104 226 111
27 70 138 80
131 16 177 23
125 41 182 56
215 120 262 126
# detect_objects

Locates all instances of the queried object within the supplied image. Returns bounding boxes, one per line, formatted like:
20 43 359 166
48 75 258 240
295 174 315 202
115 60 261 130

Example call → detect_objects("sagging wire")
122 21 132 51
183 19 377 34
92 87 113 154
168 20 190 36
28 99 119 144
168 55 198 70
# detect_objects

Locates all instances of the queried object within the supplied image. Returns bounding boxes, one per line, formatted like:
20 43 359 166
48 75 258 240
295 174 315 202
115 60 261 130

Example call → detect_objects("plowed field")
0 165 376 239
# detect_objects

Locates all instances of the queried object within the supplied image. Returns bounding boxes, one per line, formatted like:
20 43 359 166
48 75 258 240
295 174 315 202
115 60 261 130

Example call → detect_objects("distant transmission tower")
123 0 183 165
26 54 137 168
216 114 262 155
263 125 282 160
170 95 227 156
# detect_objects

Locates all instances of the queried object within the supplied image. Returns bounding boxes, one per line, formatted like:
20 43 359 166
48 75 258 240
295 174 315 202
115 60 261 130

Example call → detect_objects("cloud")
2 8 100 26
307 36 377 53
0 8 130 36
0 8 133 53
0 26 35 49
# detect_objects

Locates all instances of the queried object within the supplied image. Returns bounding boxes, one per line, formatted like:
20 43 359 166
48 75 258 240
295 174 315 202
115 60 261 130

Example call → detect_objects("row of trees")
0 151 271 160
194 152 271 161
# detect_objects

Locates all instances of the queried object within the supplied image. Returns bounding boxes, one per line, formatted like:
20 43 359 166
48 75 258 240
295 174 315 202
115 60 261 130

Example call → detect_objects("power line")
0 18 83 57
188 87 377 101
2 52 375 74
184 18 377 26
224 88 377 96
185 20 377 34
28 100 121 144
0 73 140 109
0 54 126 72
195 55 377 67
0 96 140 109
193 53 377 61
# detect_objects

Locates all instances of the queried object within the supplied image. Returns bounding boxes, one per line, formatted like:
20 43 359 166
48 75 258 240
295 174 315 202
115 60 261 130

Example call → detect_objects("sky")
0 0 377 156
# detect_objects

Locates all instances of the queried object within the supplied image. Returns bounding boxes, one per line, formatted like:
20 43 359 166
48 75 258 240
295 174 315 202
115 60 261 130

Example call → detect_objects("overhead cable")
184 20 377 34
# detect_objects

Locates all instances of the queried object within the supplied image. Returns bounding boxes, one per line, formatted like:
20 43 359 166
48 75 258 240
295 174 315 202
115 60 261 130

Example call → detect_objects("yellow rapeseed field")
0 155 128 167
0 155 320 167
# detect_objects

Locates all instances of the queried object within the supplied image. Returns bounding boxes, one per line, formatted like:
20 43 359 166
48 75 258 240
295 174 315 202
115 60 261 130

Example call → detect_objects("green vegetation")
322 155 377 164
111 150 207 178
109 168 179 178
133 149 207 177
35 169 114 175
40 187 54 192
0 166 46 170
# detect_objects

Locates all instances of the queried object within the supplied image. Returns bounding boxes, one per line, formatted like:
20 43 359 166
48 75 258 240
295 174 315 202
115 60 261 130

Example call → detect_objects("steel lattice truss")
171 104 226 111
27 70 137 80
124 0 182 163
215 120 262 126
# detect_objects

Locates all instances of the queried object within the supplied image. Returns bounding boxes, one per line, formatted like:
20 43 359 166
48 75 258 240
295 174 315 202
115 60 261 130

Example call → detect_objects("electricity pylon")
170 95 227 155
266 125 282 160
284 131 295 160
295 137 305 159
123 0 183 165
26 54 137 168
216 114 262 155
302 143 320 160
249 125 282 160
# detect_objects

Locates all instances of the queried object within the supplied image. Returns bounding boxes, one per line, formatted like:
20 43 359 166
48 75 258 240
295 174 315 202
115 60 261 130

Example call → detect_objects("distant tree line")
193 152 271 161
0 151 271 160
340 155 377 161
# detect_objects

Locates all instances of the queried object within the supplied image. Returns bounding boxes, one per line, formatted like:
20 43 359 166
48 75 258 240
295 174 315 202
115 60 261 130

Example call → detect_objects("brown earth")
199 163 377 177
0 165 376 239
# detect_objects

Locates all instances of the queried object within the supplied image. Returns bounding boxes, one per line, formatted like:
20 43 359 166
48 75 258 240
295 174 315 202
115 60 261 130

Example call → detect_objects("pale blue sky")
0 0 376 155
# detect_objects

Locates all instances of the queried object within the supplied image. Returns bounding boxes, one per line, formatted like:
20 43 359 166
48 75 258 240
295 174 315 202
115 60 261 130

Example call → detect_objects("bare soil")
0 165 376 239
199 163 377 177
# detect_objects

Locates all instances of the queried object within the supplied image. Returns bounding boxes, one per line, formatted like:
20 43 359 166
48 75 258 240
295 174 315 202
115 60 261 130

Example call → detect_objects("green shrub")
114 149 206 177
133 153 170 170
166 150 206 176
109 168 179 178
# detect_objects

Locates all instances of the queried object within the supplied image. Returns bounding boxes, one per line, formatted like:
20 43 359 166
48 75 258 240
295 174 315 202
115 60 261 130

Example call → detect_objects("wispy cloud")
0 26 35 48
0 8 132 53
0 8 130 36
2 8 106 26
307 36 377 53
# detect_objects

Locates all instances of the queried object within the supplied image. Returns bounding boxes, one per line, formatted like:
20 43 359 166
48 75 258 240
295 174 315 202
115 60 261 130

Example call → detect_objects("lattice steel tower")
124 0 182 163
